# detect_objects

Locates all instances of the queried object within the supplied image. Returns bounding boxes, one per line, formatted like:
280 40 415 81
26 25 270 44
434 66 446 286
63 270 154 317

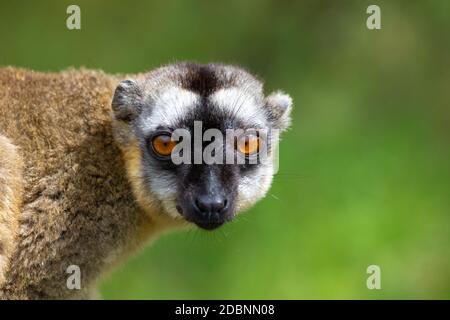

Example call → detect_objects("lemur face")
112 63 292 230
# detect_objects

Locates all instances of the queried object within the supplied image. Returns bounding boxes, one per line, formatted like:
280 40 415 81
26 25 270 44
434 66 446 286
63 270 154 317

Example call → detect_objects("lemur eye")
237 134 260 156
151 134 176 157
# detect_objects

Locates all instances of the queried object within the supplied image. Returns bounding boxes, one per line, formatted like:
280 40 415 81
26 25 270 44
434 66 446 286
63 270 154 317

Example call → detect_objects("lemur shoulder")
0 63 292 299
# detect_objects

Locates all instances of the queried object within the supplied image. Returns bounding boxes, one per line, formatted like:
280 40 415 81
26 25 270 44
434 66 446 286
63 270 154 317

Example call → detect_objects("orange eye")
237 134 260 156
151 134 176 157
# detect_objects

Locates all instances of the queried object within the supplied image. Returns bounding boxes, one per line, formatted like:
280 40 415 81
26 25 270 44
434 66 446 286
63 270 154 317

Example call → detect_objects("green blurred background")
1 0 449 299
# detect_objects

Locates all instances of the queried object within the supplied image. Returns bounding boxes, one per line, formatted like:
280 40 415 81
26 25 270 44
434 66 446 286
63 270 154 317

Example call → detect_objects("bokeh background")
1 0 449 299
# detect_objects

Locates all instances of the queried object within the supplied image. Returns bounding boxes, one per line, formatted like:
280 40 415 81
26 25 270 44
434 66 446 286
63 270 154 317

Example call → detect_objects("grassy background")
1 0 449 299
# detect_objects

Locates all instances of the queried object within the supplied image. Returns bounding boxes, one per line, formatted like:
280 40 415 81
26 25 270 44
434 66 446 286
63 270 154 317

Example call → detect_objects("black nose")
194 195 228 216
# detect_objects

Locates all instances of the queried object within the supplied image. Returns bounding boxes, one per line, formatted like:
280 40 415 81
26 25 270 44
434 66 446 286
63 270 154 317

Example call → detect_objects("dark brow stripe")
180 63 224 97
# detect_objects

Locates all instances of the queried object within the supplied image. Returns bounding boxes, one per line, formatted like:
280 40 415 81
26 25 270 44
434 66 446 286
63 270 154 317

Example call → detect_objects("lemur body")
0 63 292 299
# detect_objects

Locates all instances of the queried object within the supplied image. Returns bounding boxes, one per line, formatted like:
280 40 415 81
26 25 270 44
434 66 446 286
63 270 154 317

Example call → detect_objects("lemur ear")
264 91 293 131
112 79 143 121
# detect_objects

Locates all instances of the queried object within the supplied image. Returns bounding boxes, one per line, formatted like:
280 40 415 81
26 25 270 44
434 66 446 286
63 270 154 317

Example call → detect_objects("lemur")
0 63 292 299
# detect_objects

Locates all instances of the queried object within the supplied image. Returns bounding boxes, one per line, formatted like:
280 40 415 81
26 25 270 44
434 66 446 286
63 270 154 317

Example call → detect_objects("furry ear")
112 79 143 121
264 91 293 131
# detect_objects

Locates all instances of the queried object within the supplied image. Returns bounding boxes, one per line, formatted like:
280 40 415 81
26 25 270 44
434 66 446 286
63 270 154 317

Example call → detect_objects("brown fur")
0 67 183 299
0 135 23 286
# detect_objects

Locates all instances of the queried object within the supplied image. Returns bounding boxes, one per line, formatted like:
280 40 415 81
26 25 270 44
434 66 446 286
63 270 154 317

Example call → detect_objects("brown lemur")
0 62 293 299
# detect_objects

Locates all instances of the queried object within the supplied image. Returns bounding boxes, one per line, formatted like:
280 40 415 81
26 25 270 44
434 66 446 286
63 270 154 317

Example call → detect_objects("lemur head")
112 63 292 230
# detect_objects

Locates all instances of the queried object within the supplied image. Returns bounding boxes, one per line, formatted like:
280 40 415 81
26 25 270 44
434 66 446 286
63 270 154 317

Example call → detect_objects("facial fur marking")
209 88 268 127
139 87 200 134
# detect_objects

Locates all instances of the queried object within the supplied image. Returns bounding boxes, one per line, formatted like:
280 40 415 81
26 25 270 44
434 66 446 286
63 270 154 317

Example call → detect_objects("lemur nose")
194 195 228 215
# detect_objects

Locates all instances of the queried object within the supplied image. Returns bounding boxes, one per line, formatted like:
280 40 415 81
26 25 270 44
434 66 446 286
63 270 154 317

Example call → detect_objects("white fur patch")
144 168 180 219
140 87 200 133
210 88 268 127
236 162 274 212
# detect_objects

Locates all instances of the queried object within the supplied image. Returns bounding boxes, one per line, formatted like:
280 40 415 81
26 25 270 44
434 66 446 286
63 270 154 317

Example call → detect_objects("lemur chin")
0 62 292 299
